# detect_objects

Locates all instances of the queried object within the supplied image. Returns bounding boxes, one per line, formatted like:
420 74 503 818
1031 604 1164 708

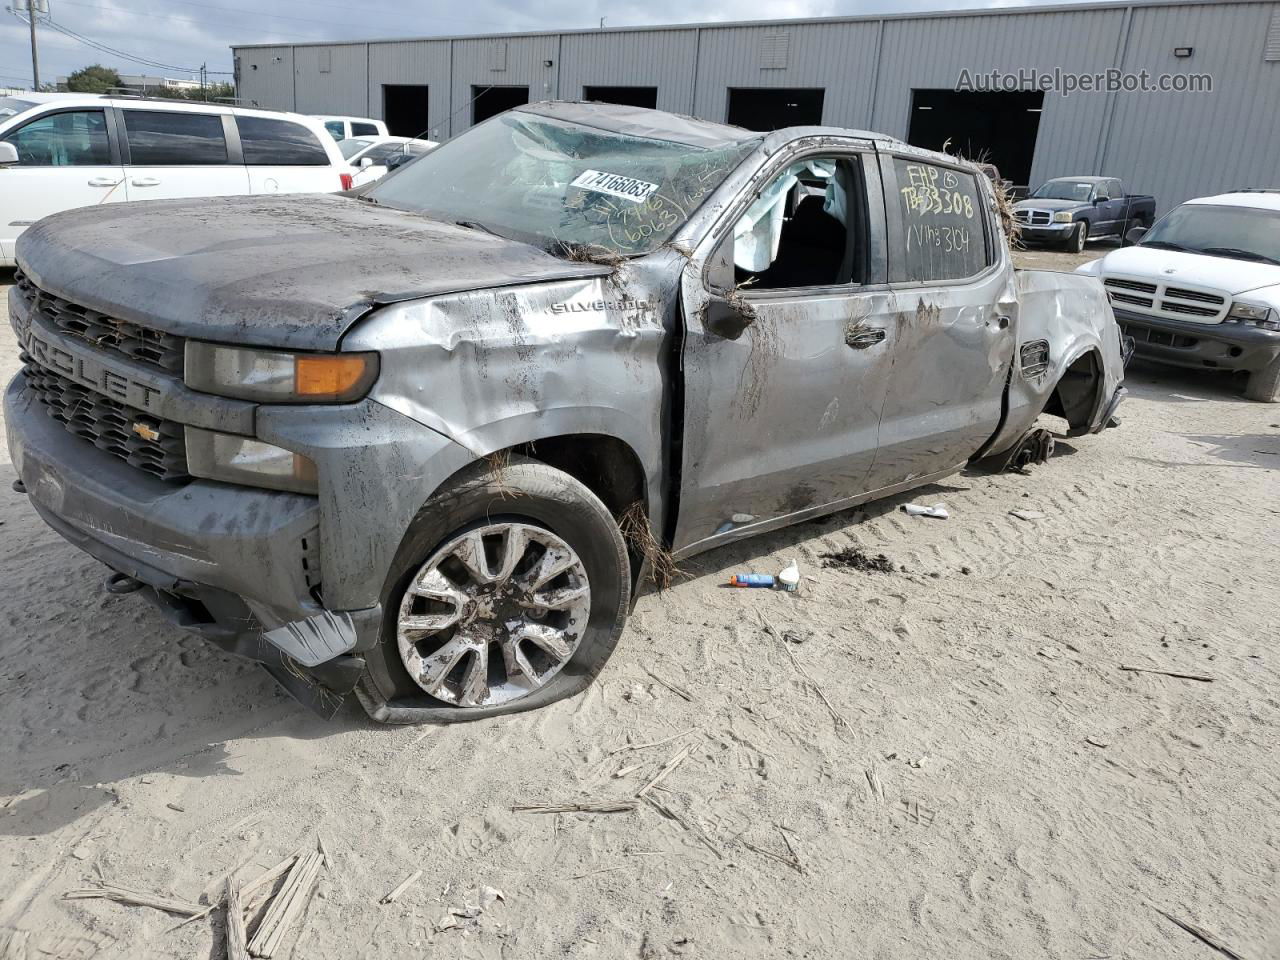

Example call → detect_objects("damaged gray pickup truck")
6 102 1127 723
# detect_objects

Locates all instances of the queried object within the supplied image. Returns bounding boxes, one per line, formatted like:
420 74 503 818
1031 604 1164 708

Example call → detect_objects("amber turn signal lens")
294 354 374 399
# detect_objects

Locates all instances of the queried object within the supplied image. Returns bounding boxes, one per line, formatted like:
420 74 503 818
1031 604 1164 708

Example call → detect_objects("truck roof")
1187 192 1280 212
517 100 898 151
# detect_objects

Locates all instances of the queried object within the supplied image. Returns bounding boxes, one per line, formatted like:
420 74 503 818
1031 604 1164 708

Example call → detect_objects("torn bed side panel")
980 269 1125 459
341 253 680 538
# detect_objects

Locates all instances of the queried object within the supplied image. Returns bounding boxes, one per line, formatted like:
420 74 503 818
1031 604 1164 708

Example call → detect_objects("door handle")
130 177 161 187
87 177 121 187
846 328 886 349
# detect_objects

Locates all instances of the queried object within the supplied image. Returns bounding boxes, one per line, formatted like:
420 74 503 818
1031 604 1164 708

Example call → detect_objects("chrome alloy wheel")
396 523 592 707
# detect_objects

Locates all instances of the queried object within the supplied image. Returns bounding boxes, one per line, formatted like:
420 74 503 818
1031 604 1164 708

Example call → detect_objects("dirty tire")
1067 221 1088 253
1244 354 1280 403
356 456 631 724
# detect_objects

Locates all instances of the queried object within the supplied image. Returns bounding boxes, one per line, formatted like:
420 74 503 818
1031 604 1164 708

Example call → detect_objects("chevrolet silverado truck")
1078 190 1280 401
5 102 1127 723
1014 177 1156 252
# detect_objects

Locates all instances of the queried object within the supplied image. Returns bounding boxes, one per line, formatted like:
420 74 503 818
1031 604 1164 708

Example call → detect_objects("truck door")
1106 179 1128 234
672 142 901 556
864 150 1016 491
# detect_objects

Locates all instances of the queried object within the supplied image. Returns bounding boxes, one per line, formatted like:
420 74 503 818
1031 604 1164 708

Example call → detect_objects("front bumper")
5 371 380 708
1112 306 1280 373
1016 222 1075 243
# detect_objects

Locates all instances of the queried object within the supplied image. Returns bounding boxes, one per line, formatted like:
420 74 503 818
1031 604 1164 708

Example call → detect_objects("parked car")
1014 177 1156 252
339 135 437 187
1077 191 1280 401
0 94 351 266
6 102 1127 722
314 115 389 141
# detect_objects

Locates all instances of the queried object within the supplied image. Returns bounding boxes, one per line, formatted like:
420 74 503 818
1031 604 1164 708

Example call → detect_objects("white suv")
1078 191 1280 401
0 94 351 266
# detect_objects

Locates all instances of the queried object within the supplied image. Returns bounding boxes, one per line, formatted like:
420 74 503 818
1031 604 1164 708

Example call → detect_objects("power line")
39 16 202 71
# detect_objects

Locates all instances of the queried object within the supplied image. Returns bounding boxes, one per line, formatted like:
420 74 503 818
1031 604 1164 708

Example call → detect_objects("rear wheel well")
1043 348 1102 434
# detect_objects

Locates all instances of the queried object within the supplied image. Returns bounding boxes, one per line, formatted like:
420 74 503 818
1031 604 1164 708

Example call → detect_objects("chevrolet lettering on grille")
22 328 163 412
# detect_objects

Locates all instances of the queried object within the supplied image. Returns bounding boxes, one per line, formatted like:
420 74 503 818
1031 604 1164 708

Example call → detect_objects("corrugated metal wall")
234 45 294 109
1105 2 1280 209
232 0 1280 211
872 6 1130 186
691 21 881 125
366 40 452 140
448 34 560 132
291 43 368 116
558 29 699 113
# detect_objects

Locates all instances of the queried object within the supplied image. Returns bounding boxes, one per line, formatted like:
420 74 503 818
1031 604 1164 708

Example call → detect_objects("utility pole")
24 0 42 90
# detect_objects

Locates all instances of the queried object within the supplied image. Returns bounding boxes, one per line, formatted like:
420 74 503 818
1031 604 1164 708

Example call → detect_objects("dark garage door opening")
582 86 658 109
726 88 824 131
473 86 529 125
907 89 1044 189
382 85 429 138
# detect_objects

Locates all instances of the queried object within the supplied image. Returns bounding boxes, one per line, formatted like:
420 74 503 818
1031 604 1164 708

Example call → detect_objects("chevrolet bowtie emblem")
131 422 161 442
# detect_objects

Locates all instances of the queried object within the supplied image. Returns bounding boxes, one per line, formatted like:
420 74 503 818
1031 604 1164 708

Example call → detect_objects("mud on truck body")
5 102 1128 723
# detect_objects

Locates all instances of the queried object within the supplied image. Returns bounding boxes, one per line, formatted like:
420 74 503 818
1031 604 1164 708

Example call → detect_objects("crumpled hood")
1099 245 1280 297
1014 198 1085 212
15 194 611 350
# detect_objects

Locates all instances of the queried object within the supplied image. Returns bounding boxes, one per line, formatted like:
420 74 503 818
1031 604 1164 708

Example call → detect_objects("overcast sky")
1 0 1109 90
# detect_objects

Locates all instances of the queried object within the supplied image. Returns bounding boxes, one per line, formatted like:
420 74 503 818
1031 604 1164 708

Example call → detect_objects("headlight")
1053 211 1073 223
186 427 318 494
1227 301 1280 330
185 343 378 403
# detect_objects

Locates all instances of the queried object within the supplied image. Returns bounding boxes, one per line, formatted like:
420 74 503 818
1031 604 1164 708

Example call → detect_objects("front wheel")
1066 220 1089 253
357 456 631 723
1244 354 1280 403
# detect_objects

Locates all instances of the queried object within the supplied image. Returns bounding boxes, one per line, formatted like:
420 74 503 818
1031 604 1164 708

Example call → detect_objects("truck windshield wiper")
454 219 498 237
1139 240 1187 252
1198 246 1280 266
356 194 380 206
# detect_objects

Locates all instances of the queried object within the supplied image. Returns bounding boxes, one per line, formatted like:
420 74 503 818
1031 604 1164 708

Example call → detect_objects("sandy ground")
2 249 1278 960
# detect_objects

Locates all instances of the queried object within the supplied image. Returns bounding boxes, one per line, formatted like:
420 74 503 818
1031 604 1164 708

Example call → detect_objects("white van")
0 94 351 266
313 115 389 141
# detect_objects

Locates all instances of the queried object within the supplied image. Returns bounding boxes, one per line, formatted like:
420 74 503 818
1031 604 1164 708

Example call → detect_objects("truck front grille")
1103 275 1229 324
1165 286 1224 305
1014 209 1053 226
14 269 185 375
1105 278 1157 295
22 358 190 482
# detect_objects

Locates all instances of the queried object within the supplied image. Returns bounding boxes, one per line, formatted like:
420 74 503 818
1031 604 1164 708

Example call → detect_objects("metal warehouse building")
232 0 1280 212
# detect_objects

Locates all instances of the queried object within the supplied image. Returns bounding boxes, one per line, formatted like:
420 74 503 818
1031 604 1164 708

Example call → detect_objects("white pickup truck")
1078 191 1280 401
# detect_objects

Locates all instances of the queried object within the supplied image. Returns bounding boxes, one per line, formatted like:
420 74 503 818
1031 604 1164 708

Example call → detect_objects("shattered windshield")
1031 179 1095 202
366 111 756 256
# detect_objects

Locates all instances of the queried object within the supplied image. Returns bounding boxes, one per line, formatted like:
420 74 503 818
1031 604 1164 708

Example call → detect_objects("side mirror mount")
702 295 756 341
0 142 18 166
1124 225 1148 246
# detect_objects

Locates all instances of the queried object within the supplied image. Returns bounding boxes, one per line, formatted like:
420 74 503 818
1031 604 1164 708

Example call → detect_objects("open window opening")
732 156 869 291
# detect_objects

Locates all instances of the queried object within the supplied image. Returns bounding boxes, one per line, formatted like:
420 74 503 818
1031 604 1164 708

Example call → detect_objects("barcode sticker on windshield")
571 170 660 204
